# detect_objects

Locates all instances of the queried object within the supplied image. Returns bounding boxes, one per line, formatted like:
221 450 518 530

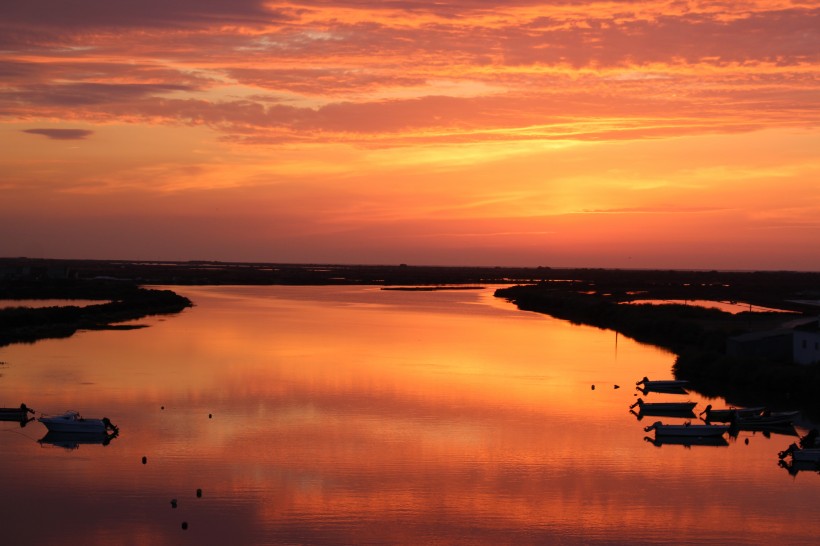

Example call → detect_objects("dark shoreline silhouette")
0 277 192 347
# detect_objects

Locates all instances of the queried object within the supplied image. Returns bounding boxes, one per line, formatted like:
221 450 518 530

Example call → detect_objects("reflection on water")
1 286 818 545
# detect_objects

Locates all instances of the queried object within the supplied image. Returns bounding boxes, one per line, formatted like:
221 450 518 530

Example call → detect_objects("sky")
1 1 818 271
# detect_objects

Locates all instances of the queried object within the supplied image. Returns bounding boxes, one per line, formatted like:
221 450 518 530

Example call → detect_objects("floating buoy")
208 413 212 419
196 488 202 498
161 406 165 410
142 456 147 465
745 438 749 445
181 521 188 530
171 499 177 508
614 385 620 389
591 385 595 390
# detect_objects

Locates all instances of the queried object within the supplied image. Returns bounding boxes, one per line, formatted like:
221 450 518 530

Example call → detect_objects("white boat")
644 421 729 437
38 411 118 434
630 398 697 413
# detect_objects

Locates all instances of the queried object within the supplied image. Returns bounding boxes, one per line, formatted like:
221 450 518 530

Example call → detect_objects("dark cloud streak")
23 128 94 140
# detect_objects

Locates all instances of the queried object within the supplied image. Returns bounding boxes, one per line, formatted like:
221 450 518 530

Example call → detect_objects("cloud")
23 128 94 140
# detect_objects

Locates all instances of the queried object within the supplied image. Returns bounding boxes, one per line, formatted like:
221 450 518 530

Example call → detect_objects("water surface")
1 286 817 545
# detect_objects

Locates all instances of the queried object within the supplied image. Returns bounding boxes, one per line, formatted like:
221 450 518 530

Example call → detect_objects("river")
0 285 817 545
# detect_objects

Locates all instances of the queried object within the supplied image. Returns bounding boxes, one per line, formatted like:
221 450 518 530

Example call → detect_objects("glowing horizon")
1 1 818 270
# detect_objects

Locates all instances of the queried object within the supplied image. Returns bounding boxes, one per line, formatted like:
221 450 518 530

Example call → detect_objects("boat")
635 377 689 394
630 398 697 413
0 403 35 421
643 420 730 437
699 404 765 423
38 411 118 434
728 411 800 437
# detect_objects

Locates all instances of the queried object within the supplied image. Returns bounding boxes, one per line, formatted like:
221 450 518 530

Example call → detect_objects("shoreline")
0 279 192 348
495 284 820 418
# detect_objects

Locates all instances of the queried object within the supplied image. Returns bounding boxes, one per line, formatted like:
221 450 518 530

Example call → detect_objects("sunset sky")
1 1 818 270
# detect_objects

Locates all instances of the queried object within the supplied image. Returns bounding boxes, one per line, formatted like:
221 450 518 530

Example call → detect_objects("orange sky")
1 1 818 270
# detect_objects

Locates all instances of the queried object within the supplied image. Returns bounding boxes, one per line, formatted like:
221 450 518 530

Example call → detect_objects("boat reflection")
644 435 729 448
778 458 820 477
730 423 799 439
38 430 119 450
0 404 35 427
0 414 35 428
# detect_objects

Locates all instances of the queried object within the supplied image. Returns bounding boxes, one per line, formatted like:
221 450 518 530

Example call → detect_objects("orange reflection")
1 286 818 545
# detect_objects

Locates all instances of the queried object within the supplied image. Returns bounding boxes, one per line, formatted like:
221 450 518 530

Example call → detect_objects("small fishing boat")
734 410 799 427
630 398 697 413
644 421 730 437
635 377 689 394
38 411 118 434
699 404 765 423
0 403 35 421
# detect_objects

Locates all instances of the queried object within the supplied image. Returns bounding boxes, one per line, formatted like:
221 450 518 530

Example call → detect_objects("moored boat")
635 377 689 394
38 411 118 434
644 420 730 437
699 404 765 423
0 403 35 420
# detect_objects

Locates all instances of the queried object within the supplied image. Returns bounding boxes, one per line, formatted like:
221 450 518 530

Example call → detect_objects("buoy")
171 499 177 508
614 385 620 389
181 521 188 530
591 385 595 390
161 406 165 410
208 413 212 419
196 488 202 498
142 456 147 465
745 438 749 445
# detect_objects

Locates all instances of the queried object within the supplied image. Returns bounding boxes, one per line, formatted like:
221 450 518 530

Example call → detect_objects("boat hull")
645 421 729 437
38 411 114 434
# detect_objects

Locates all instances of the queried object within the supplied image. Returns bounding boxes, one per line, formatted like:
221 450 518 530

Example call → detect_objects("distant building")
793 318 820 366
727 316 820 366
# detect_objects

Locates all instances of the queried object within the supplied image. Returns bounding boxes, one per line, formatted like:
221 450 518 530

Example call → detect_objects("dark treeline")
495 284 820 418
0 279 192 347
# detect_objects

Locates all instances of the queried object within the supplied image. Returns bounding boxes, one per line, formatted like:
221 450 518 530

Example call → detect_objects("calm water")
1 285 818 545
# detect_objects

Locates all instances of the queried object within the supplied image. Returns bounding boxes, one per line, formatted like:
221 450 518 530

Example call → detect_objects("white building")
793 318 820 366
